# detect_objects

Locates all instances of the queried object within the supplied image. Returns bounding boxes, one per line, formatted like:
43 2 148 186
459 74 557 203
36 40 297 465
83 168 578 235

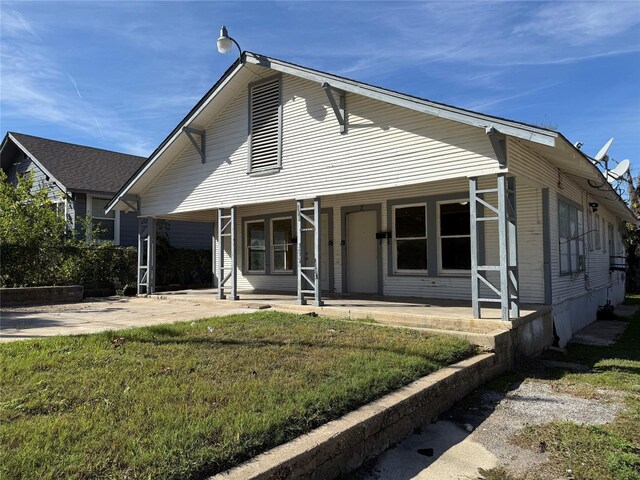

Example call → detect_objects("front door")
346 210 378 293
304 213 330 291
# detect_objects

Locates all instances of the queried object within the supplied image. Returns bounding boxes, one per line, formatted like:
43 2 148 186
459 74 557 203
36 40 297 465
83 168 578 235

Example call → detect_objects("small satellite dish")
606 159 630 183
594 138 614 162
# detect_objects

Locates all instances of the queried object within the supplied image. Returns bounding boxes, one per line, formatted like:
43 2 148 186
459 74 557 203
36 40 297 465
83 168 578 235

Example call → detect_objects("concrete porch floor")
151 289 550 351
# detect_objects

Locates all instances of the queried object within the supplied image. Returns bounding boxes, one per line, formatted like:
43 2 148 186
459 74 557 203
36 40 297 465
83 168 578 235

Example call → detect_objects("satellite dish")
606 159 630 183
594 138 614 162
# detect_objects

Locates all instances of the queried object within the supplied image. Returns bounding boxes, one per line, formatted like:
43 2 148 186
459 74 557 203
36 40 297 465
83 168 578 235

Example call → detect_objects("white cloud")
512 2 640 46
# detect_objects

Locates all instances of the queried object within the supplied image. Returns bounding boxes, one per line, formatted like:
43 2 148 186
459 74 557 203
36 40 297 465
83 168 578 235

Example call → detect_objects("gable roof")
105 51 634 222
1 132 146 194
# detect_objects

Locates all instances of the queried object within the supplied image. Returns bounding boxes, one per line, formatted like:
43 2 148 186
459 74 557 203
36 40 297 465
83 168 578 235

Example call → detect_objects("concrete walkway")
569 304 638 346
0 296 255 341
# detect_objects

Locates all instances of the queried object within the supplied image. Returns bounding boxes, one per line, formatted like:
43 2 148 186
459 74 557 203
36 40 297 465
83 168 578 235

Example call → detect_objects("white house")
107 52 634 346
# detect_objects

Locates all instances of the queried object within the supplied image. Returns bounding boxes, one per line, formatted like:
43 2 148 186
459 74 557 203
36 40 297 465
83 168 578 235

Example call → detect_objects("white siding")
140 73 501 217
515 184 545 303
224 179 512 301
508 138 626 343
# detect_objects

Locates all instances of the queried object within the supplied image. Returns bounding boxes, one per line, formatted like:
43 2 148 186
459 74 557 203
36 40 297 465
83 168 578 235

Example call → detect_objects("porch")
137 172 527 323
150 289 553 359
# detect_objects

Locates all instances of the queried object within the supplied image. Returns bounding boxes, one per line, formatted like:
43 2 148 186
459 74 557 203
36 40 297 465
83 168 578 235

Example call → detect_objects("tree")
0 169 67 247
0 170 69 286
625 173 640 292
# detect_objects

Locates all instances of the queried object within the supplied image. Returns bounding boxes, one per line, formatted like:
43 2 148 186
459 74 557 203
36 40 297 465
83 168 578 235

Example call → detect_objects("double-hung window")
592 213 601 250
607 222 614 254
558 198 584 274
246 221 266 273
392 204 427 273
248 76 282 174
90 196 117 243
271 217 294 273
438 201 471 272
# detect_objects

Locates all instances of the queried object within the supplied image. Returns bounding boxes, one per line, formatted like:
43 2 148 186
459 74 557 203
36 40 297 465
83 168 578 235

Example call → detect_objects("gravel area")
353 379 622 480
469 381 622 477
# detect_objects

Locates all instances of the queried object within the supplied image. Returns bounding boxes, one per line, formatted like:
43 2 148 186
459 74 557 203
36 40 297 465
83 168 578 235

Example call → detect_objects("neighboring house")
0 132 213 248
107 52 635 345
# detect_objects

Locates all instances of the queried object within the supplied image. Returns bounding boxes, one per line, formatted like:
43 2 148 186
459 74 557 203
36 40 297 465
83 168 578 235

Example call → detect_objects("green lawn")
0 311 476 480
508 297 640 480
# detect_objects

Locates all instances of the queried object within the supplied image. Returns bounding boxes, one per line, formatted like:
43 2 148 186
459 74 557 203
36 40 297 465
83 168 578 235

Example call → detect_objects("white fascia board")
8 133 69 195
246 55 558 148
105 62 245 214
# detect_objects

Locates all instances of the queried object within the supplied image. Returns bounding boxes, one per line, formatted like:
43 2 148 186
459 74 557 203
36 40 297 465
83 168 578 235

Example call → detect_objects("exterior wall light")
217 26 242 62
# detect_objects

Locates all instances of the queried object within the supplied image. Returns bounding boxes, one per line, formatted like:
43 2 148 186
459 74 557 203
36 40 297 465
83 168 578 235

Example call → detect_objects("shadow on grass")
130 334 474 365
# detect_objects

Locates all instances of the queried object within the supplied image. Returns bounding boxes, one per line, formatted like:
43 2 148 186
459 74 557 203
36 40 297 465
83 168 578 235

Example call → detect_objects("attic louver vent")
248 76 282 173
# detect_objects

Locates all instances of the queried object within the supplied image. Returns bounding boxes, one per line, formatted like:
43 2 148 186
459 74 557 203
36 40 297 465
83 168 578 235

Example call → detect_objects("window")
607 222 614 254
248 76 282 174
90 196 116 242
592 213 601 250
438 201 471 272
271 217 294 272
246 221 266 272
50 200 65 217
392 204 427 272
601 217 606 252
558 198 584 274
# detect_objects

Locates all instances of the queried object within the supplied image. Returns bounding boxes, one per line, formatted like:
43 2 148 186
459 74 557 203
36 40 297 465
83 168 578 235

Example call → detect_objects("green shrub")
1 171 210 289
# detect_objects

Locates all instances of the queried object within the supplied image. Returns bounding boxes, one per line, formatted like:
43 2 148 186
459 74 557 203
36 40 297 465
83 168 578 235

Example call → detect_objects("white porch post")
469 177 480 318
296 200 305 305
216 207 239 300
147 218 156 294
469 174 519 321
211 217 217 289
296 198 323 307
313 197 323 307
137 217 156 295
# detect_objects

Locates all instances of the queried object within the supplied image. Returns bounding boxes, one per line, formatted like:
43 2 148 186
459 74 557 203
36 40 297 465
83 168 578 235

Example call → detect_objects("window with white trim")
592 212 601 250
392 204 427 272
438 201 471 272
246 221 266 272
271 217 294 273
90 196 116 242
248 76 282 174
558 198 584 274
607 222 614 254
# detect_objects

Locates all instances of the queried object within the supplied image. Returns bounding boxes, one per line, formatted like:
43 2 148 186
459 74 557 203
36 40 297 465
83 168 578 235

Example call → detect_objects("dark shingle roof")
8 132 146 193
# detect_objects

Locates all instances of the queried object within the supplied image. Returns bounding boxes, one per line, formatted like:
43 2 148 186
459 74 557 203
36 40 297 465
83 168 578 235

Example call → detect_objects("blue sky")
1 1 639 174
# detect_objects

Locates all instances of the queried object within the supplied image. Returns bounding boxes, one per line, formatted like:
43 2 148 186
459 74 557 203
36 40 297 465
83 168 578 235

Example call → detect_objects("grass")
509 296 640 480
0 311 476 480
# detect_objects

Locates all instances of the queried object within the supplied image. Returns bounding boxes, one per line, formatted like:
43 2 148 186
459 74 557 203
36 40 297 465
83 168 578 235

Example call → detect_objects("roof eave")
5 133 68 195
106 56 246 213
556 133 636 223
245 53 559 148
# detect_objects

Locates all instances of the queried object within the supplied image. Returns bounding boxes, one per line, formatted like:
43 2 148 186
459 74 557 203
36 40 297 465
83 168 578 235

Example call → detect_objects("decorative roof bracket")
322 82 347 134
486 127 507 167
183 126 206 164
121 199 138 212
